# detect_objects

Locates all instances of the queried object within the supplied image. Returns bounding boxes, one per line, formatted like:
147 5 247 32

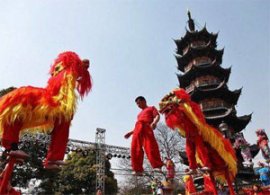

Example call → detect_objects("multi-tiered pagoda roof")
176 12 259 185
175 18 251 135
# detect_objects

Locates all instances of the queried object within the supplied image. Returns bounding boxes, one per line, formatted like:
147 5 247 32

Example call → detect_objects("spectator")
217 183 229 195
255 162 270 186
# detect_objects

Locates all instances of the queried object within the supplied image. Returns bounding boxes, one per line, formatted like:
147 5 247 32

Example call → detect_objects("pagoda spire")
187 10 195 31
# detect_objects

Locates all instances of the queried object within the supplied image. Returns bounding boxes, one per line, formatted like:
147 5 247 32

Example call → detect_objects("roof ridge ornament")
187 9 195 32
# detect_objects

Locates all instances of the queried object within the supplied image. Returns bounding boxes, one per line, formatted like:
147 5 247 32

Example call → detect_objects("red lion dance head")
48 51 92 99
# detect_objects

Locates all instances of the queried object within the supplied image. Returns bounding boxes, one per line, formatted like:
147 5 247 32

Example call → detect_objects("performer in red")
165 157 175 181
182 168 197 195
124 96 163 175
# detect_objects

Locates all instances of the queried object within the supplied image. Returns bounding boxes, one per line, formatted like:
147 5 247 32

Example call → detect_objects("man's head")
252 184 261 192
217 183 224 190
256 129 265 136
135 96 147 109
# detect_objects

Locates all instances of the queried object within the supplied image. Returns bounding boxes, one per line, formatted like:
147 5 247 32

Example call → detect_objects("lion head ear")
82 59 90 69
173 88 190 102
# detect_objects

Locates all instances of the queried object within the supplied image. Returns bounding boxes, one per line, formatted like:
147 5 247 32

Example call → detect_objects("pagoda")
175 11 259 187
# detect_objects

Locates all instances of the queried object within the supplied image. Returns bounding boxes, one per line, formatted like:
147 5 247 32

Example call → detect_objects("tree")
52 151 97 194
45 151 118 194
11 134 50 189
117 123 186 194
155 123 185 163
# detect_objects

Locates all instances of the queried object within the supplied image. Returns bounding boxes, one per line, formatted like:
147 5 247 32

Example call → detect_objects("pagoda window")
194 75 221 89
184 56 212 72
200 98 230 111
191 40 207 48
194 56 212 66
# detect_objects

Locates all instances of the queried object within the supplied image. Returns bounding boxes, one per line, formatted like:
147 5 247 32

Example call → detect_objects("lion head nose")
82 59 90 69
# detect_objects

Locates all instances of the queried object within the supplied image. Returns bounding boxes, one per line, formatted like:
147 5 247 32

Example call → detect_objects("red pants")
131 122 163 172
1 119 70 163
203 174 218 195
185 176 197 194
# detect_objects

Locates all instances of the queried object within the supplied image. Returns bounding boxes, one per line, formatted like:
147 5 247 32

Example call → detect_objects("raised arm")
124 130 134 139
151 108 160 130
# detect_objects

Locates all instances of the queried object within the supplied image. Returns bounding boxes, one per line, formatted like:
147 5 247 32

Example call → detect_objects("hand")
124 131 133 139
151 123 157 130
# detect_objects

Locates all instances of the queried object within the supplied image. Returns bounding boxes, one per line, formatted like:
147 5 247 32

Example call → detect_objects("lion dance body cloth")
0 51 92 166
159 88 237 195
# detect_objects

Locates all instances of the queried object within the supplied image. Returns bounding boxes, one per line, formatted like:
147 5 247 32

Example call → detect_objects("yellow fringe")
0 74 78 137
181 103 237 179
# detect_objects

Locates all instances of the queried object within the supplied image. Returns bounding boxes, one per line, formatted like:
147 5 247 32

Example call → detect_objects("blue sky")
0 0 269 159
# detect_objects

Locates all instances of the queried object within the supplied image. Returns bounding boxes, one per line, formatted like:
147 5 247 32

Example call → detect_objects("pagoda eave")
206 112 252 133
176 48 224 72
190 84 241 104
178 63 231 88
175 26 218 55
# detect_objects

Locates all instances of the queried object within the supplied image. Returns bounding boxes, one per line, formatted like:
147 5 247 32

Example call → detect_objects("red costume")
183 174 196 195
203 174 218 195
159 88 237 195
0 51 92 166
131 106 163 172
165 158 175 179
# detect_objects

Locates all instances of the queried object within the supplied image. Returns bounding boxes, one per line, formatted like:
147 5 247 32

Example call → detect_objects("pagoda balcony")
182 41 209 55
186 80 221 92
176 48 223 72
201 102 231 112
186 85 194 93
196 82 220 90
200 99 232 110
185 62 210 72
200 101 232 118
203 108 229 118
184 58 213 72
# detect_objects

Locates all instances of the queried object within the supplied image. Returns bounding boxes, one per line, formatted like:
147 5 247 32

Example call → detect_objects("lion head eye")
52 62 64 76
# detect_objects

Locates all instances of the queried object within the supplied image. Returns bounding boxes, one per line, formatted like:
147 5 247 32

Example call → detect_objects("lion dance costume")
159 88 237 195
234 133 253 166
0 51 92 168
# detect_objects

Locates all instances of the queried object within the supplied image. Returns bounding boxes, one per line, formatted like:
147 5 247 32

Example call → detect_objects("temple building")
175 11 259 188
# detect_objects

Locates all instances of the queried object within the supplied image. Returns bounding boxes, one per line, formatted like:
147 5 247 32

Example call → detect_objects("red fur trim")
173 88 191 102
